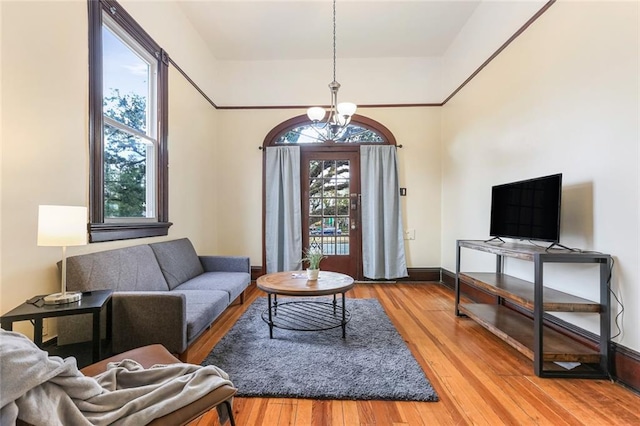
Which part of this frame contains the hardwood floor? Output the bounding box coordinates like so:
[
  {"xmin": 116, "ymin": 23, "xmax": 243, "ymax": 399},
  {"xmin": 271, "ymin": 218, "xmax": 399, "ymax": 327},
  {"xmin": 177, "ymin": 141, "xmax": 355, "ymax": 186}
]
[{"xmin": 186, "ymin": 282, "xmax": 640, "ymax": 425}]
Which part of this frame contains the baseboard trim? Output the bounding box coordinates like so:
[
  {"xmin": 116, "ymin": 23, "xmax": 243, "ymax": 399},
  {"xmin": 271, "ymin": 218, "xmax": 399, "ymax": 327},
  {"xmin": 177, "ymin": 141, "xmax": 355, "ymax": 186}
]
[
  {"xmin": 612, "ymin": 343, "xmax": 640, "ymax": 393},
  {"xmin": 441, "ymin": 269, "xmax": 456, "ymax": 289},
  {"xmin": 440, "ymin": 267, "xmax": 640, "ymax": 393},
  {"xmin": 403, "ymin": 267, "xmax": 441, "ymax": 282},
  {"xmin": 251, "ymin": 266, "xmax": 263, "ymax": 282}
]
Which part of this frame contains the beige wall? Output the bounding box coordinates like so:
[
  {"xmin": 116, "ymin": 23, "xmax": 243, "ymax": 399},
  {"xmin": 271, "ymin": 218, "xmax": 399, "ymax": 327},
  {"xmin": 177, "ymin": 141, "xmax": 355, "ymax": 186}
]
[
  {"xmin": 1, "ymin": 1, "xmax": 89, "ymax": 334},
  {"xmin": 362, "ymin": 107, "xmax": 442, "ymax": 268},
  {"xmin": 214, "ymin": 107, "xmax": 442, "ymax": 268},
  {"xmin": 441, "ymin": 1, "xmax": 639, "ymax": 351},
  {"xmin": 0, "ymin": 1, "xmax": 219, "ymax": 338}
]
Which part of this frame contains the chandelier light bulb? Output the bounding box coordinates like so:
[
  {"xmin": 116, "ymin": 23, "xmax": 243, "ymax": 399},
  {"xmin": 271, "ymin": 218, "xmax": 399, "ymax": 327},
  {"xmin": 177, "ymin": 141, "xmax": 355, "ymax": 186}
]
[
  {"xmin": 307, "ymin": 107, "xmax": 326, "ymax": 122},
  {"xmin": 337, "ymin": 102, "xmax": 357, "ymax": 117}
]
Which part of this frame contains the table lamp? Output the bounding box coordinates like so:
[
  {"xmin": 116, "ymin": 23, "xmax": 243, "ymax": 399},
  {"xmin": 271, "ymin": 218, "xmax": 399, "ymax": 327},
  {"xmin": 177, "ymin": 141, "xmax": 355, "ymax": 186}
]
[{"xmin": 37, "ymin": 205, "xmax": 87, "ymax": 305}]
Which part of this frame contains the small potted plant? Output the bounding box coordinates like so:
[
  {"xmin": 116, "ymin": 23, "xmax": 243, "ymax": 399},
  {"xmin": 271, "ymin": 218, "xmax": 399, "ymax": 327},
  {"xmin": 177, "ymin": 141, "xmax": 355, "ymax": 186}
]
[{"xmin": 301, "ymin": 247, "xmax": 326, "ymax": 280}]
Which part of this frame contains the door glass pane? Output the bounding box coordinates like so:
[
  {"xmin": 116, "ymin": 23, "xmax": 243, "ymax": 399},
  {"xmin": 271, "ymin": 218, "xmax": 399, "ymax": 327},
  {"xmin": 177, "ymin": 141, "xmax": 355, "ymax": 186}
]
[
  {"xmin": 308, "ymin": 159, "xmax": 350, "ymax": 256},
  {"xmin": 336, "ymin": 198, "xmax": 349, "ymax": 216},
  {"xmin": 309, "ymin": 198, "xmax": 322, "ymax": 216},
  {"xmin": 323, "ymin": 199, "xmax": 336, "ymax": 216},
  {"xmin": 337, "ymin": 217, "xmax": 350, "ymax": 236},
  {"xmin": 309, "ymin": 160, "xmax": 322, "ymax": 178},
  {"xmin": 336, "ymin": 179, "xmax": 349, "ymax": 197}
]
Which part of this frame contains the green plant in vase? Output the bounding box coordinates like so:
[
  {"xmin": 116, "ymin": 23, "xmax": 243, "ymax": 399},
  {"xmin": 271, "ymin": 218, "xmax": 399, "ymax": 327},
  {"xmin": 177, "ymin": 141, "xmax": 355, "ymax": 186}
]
[{"xmin": 301, "ymin": 247, "xmax": 326, "ymax": 280}]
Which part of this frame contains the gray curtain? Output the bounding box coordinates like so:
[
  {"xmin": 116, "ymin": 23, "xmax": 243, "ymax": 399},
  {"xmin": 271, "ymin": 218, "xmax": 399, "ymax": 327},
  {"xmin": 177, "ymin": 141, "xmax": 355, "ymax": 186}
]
[
  {"xmin": 265, "ymin": 146, "xmax": 302, "ymax": 273},
  {"xmin": 360, "ymin": 145, "xmax": 408, "ymax": 279}
]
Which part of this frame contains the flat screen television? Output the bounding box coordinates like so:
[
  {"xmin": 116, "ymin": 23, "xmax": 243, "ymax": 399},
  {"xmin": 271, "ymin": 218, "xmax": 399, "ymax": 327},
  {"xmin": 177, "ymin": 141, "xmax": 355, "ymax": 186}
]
[{"xmin": 489, "ymin": 173, "xmax": 562, "ymax": 243}]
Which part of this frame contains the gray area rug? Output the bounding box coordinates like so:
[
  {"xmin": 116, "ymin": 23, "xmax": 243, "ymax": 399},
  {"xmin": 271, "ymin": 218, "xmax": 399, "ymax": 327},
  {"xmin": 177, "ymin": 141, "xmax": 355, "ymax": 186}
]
[{"xmin": 202, "ymin": 297, "xmax": 438, "ymax": 401}]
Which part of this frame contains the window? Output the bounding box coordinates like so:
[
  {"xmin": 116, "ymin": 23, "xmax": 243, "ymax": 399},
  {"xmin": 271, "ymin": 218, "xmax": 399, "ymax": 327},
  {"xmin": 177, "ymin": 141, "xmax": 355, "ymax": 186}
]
[
  {"xmin": 276, "ymin": 122, "xmax": 385, "ymax": 144},
  {"xmin": 89, "ymin": 0, "xmax": 171, "ymax": 242},
  {"xmin": 267, "ymin": 114, "xmax": 394, "ymax": 147}
]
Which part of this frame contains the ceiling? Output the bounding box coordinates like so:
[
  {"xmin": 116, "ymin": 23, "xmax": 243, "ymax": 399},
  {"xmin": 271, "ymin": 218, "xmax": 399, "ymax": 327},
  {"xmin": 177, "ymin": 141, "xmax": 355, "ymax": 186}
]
[
  {"xmin": 173, "ymin": 0, "xmax": 549, "ymax": 106},
  {"xmin": 178, "ymin": 0, "xmax": 482, "ymax": 61}
]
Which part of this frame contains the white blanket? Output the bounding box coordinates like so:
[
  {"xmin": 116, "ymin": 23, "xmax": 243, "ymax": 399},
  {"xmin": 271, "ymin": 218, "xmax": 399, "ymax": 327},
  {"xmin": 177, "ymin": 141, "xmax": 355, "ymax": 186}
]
[{"xmin": 0, "ymin": 330, "xmax": 233, "ymax": 425}]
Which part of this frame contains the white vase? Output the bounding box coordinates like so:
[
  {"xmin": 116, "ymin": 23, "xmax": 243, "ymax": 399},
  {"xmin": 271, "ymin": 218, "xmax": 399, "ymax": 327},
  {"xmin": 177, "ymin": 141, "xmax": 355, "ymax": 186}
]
[{"xmin": 307, "ymin": 268, "xmax": 319, "ymax": 280}]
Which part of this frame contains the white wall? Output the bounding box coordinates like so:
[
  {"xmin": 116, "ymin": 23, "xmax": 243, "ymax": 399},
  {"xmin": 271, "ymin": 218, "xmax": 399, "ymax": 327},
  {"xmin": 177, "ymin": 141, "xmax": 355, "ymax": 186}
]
[
  {"xmin": 0, "ymin": 1, "xmax": 219, "ymax": 338},
  {"xmin": 215, "ymin": 106, "xmax": 443, "ymax": 268},
  {"xmin": 217, "ymin": 57, "xmax": 443, "ymax": 106},
  {"xmin": 120, "ymin": 0, "xmax": 223, "ymax": 109},
  {"xmin": 441, "ymin": 1, "xmax": 639, "ymax": 351},
  {"xmin": 441, "ymin": 0, "xmax": 547, "ymax": 98},
  {"xmin": 195, "ymin": 0, "xmax": 547, "ymax": 107}
]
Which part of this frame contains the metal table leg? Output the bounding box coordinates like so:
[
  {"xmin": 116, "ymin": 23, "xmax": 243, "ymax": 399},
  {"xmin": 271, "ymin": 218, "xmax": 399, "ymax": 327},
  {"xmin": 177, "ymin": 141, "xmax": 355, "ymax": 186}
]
[
  {"xmin": 267, "ymin": 293, "xmax": 274, "ymax": 339},
  {"xmin": 341, "ymin": 292, "xmax": 347, "ymax": 338}
]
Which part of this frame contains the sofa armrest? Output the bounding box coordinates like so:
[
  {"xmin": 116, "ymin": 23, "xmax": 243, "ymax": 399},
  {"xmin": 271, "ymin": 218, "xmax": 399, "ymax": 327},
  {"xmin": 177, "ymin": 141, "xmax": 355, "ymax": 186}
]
[
  {"xmin": 199, "ymin": 255, "xmax": 250, "ymax": 273},
  {"xmin": 112, "ymin": 292, "xmax": 187, "ymax": 354}
]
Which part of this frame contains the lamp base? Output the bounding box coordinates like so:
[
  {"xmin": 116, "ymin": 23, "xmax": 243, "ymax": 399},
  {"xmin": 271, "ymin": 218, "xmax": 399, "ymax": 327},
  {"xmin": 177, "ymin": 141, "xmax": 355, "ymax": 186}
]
[{"xmin": 43, "ymin": 291, "xmax": 82, "ymax": 305}]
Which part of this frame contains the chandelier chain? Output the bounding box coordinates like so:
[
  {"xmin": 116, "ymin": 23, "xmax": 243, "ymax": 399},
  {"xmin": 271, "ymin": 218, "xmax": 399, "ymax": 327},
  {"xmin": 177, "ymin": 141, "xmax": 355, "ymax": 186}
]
[
  {"xmin": 332, "ymin": 0, "xmax": 336, "ymax": 83},
  {"xmin": 306, "ymin": 0, "xmax": 356, "ymax": 140}
]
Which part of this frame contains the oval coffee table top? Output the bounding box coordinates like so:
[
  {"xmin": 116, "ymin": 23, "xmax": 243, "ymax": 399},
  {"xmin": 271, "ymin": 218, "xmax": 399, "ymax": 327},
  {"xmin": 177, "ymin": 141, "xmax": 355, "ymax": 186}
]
[{"xmin": 256, "ymin": 271, "xmax": 355, "ymax": 296}]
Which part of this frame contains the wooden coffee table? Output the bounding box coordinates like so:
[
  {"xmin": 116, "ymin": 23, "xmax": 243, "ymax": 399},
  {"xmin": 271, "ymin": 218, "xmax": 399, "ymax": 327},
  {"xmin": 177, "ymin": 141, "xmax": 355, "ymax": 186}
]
[{"xmin": 256, "ymin": 271, "xmax": 355, "ymax": 338}]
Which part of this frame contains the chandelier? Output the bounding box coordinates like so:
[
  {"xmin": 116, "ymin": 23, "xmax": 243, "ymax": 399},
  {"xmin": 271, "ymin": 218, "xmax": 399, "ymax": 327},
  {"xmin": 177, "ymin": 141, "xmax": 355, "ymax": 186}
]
[{"xmin": 306, "ymin": 0, "xmax": 357, "ymax": 141}]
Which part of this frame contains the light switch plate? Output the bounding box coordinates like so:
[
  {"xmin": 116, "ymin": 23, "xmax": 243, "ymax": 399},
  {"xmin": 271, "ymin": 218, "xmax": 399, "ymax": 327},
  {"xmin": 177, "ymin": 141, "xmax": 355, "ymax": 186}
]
[{"xmin": 404, "ymin": 229, "xmax": 415, "ymax": 240}]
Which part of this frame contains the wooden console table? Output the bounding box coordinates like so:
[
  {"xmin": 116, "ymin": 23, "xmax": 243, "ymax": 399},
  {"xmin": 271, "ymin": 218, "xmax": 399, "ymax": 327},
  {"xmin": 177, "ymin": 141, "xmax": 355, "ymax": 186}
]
[{"xmin": 455, "ymin": 240, "xmax": 611, "ymax": 378}]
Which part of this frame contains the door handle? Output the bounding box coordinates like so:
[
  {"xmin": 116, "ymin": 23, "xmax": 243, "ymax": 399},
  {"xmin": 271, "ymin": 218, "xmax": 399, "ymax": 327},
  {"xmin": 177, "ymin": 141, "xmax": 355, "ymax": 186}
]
[
  {"xmin": 350, "ymin": 193, "xmax": 358, "ymax": 210},
  {"xmin": 350, "ymin": 193, "xmax": 360, "ymax": 230}
]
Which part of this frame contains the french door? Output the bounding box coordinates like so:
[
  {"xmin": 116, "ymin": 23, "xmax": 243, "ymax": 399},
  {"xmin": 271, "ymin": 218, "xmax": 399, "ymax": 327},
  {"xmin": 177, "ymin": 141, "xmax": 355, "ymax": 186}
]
[{"xmin": 301, "ymin": 149, "xmax": 361, "ymax": 279}]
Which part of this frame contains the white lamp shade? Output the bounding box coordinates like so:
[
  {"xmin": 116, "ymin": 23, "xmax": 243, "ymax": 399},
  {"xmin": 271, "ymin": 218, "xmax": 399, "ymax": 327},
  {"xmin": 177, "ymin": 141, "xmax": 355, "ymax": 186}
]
[
  {"xmin": 337, "ymin": 102, "xmax": 357, "ymax": 117},
  {"xmin": 37, "ymin": 205, "xmax": 87, "ymax": 247},
  {"xmin": 307, "ymin": 107, "xmax": 326, "ymax": 122}
]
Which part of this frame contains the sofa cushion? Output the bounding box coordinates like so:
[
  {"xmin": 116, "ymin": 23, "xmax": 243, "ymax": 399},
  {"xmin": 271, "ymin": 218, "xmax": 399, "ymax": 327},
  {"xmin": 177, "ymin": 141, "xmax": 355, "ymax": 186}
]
[
  {"xmin": 150, "ymin": 238, "xmax": 204, "ymax": 290},
  {"xmin": 175, "ymin": 272, "xmax": 250, "ymax": 303},
  {"xmin": 66, "ymin": 245, "xmax": 169, "ymax": 292},
  {"xmin": 171, "ymin": 290, "xmax": 229, "ymax": 343}
]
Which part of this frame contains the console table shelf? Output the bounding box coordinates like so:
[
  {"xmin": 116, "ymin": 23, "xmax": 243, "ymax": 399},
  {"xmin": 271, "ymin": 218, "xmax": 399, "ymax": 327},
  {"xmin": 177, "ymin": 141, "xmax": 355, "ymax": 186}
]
[
  {"xmin": 459, "ymin": 304, "xmax": 601, "ymax": 363},
  {"xmin": 455, "ymin": 240, "xmax": 611, "ymax": 378},
  {"xmin": 459, "ymin": 272, "xmax": 601, "ymax": 312}
]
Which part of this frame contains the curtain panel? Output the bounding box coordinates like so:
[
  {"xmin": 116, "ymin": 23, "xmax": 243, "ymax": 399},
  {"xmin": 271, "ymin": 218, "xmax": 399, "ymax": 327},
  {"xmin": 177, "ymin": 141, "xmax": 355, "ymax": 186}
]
[
  {"xmin": 360, "ymin": 145, "xmax": 408, "ymax": 279},
  {"xmin": 265, "ymin": 146, "xmax": 302, "ymax": 273}
]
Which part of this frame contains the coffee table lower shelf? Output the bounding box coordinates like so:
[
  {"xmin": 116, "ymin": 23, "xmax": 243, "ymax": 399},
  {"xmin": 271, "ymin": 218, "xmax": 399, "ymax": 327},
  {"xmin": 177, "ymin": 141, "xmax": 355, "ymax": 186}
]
[{"xmin": 261, "ymin": 300, "xmax": 351, "ymax": 336}]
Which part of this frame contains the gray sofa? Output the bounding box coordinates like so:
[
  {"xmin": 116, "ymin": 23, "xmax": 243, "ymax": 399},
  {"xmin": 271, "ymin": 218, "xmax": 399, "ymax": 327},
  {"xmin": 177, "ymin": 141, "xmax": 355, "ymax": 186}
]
[{"xmin": 60, "ymin": 238, "xmax": 250, "ymax": 355}]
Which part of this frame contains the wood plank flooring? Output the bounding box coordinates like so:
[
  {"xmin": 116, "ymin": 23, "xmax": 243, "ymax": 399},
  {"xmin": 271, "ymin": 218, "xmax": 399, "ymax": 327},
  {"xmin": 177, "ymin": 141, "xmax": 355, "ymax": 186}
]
[{"xmin": 186, "ymin": 283, "xmax": 639, "ymax": 425}]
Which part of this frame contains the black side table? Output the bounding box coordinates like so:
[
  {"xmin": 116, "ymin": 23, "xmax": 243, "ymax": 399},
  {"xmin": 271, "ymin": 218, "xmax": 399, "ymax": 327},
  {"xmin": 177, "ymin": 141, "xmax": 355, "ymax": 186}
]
[{"xmin": 1, "ymin": 289, "xmax": 113, "ymax": 363}]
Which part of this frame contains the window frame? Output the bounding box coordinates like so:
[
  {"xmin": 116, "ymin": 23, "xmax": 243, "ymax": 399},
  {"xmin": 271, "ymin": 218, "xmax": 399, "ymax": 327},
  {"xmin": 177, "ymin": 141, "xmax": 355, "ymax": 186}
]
[
  {"xmin": 263, "ymin": 114, "xmax": 397, "ymax": 148},
  {"xmin": 89, "ymin": 0, "xmax": 171, "ymax": 242}
]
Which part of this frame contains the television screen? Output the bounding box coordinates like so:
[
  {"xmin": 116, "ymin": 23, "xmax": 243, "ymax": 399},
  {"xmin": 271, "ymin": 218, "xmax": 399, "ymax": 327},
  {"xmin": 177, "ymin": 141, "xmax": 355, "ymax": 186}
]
[{"xmin": 490, "ymin": 173, "xmax": 562, "ymax": 243}]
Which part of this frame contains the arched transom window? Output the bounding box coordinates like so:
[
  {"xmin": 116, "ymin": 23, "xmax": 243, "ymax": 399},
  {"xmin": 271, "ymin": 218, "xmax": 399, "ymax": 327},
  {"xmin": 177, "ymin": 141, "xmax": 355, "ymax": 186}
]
[
  {"xmin": 276, "ymin": 122, "xmax": 385, "ymax": 144},
  {"xmin": 265, "ymin": 114, "xmax": 396, "ymax": 147}
]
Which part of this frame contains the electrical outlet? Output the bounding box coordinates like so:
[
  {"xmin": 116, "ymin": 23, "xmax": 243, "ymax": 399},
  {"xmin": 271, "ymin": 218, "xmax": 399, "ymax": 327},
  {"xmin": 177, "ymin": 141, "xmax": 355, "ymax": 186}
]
[{"xmin": 404, "ymin": 229, "xmax": 415, "ymax": 240}]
